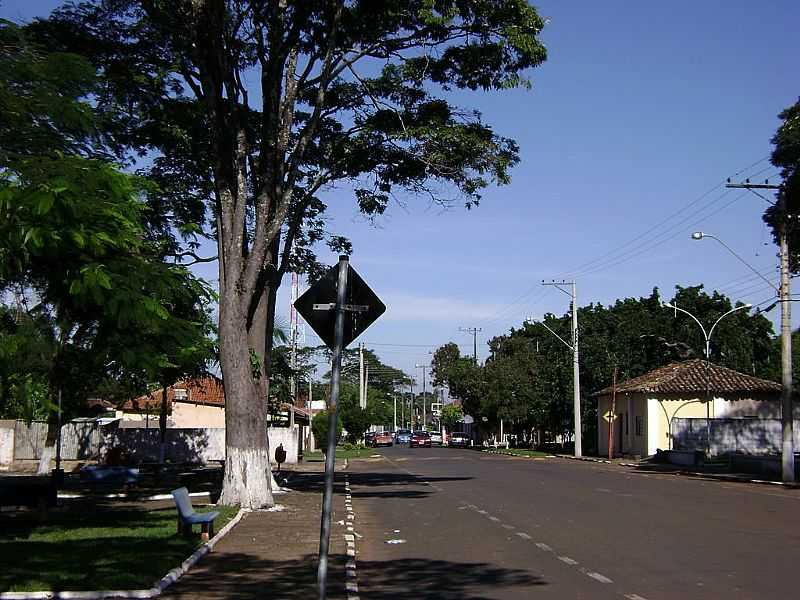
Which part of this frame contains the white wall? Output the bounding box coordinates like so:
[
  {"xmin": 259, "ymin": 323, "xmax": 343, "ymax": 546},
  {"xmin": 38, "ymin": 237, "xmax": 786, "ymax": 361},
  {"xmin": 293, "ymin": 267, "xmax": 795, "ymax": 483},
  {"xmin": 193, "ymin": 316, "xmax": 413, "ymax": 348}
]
[{"xmin": 0, "ymin": 421, "xmax": 14, "ymax": 465}]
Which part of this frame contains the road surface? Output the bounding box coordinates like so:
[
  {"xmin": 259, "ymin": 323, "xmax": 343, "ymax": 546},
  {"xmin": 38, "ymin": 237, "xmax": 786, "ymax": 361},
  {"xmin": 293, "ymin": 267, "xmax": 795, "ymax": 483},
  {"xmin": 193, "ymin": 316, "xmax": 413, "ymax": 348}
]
[{"xmin": 346, "ymin": 447, "xmax": 800, "ymax": 599}]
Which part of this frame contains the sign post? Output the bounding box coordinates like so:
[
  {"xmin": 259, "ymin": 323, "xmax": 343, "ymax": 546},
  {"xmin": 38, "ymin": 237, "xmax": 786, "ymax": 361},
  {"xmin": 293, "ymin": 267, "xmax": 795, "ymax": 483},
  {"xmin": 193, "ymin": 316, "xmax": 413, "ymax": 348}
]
[{"xmin": 294, "ymin": 256, "xmax": 385, "ymax": 600}]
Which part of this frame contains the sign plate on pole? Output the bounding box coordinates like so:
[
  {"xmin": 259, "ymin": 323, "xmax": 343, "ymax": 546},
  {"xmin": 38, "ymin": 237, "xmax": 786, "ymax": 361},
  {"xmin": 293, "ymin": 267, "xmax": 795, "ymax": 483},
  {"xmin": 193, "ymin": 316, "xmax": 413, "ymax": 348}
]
[{"xmin": 295, "ymin": 263, "xmax": 385, "ymax": 349}]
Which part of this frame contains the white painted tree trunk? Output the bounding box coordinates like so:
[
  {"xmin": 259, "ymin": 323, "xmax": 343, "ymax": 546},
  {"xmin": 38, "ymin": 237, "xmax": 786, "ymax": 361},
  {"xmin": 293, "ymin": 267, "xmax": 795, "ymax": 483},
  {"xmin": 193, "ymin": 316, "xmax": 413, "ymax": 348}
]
[
  {"xmin": 37, "ymin": 444, "xmax": 55, "ymax": 475},
  {"xmin": 219, "ymin": 446, "xmax": 274, "ymax": 508}
]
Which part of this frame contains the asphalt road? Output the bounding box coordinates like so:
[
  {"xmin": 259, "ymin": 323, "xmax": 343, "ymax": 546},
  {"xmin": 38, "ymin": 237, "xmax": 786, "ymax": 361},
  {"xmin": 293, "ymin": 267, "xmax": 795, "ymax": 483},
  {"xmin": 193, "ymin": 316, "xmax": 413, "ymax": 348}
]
[{"xmin": 346, "ymin": 447, "xmax": 800, "ymax": 600}]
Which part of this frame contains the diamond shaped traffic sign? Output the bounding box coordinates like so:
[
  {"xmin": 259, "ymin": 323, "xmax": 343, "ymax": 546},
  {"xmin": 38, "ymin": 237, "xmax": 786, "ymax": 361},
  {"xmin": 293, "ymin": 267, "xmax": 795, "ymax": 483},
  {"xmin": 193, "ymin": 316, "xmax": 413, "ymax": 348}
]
[{"xmin": 294, "ymin": 261, "xmax": 385, "ymax": 350}]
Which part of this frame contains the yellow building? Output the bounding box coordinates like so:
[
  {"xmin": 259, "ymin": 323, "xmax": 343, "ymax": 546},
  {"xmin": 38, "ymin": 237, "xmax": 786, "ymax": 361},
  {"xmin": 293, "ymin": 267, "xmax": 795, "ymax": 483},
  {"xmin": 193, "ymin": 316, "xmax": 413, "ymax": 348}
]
[{"xmin": 594, "ymin": 360, "xmax": 782, "ymax": 458}]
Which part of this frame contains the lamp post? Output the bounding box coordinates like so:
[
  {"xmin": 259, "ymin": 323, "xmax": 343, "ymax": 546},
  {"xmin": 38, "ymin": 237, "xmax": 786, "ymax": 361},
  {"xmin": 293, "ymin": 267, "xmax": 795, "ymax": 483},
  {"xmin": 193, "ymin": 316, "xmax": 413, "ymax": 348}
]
[
  {"xmin": 693, "ymin": 229, "xmax": 794, "ymax": 482},
  {"xmin": 663, "ymin": 301, "xmax": 752, "ymax": 454}
]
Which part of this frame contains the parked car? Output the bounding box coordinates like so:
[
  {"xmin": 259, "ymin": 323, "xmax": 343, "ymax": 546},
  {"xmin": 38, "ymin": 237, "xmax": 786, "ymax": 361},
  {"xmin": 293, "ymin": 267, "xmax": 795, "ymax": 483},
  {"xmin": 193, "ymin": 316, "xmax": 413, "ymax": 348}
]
[
  {"xmin": 410, "ymin": 431, "xmax": 431, "ymax": 448},
  {"xmin": 429, "ymin": 431, "xmax": 443, "ymax": 446},
  {"xmin": 364, "ymin": 431, "xmax": 377, "ymax": 446},
  {"xmin": 372, "ymin": 431, "xmax": 394, "ymax": 447},
  {"xmin": 394, "ymin": 428, "xmax": 412, "ymax": 444},
  {"xmin": 448, "ymin": 432, "xmax": 470, "ymax": 448}
]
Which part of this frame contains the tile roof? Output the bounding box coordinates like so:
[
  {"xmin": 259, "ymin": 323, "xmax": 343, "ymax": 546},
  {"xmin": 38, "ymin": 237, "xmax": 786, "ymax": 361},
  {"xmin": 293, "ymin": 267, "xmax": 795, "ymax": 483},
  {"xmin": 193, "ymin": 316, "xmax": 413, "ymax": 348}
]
[
  {"xmin": 593, "ymin": 359, "xmax": 781, "ymax": 397},
  {"xmin": 121, "ymin": 376, "xmax": 225, "ymax": 412}
]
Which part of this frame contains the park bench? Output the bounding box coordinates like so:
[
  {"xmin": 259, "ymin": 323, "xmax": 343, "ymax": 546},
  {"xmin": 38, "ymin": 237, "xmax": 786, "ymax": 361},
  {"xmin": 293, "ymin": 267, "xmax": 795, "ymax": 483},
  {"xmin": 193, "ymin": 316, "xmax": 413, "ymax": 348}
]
[{"xmin": 171, "ymin": 486, "xmax": 219, "ymax": 541}]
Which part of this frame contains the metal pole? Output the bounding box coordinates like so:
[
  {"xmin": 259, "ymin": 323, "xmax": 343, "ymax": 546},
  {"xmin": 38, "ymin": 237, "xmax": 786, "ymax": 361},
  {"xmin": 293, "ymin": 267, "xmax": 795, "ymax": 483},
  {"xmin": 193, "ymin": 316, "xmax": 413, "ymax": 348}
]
[
  {"xmin": 393, "ymin": 392, "xmax": 397, "ymax": 431},
  {"xmin": 609, "ymin": 367, "xmax": 617, "ymax": 460},
  {"xmin": 317, "ymin": 255, "xmax": 349, "ymax": 600},
  {"xmin": 359, "ymin": 342, "xmax": 365, "ymax": 409},
  {"xmin": 572, "ymin": 282, "xmax": 582, "ymax": 458},
  {"xmin": 779, "ymin": 207, "xmax": 795, "ymax": 482},
  {"xmin": 422, "ymin": 367, "xmax": 426, "ymax": 430},
  {"xmin": 54, "ymin": 388, "xmax": 62, "ymax": 483}
]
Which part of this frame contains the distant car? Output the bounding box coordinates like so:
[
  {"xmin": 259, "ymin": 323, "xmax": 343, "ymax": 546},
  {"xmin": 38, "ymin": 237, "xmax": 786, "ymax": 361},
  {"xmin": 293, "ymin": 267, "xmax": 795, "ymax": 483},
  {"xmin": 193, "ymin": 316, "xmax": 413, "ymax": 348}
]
[
  {"xmin": 410, "ymin": 431, "xmax": 431, "ymax": 448},
  {"xmin": 394, "ymin": 429, "xmax": 412, "ymax": 444},
  {"xmin": 429, "ymin": 431, "xmax": 443, "ymax": 446},
  {"xmin": 448, "ymin": 432, "xmax": 470, "ymax": 448},
  {"xmin": 364, "ymin": 431, "xmax": 377, "ymax": 446},
  {"xmin": 372, "ymin": 431, "xmax": 394, "ymax": 447}
]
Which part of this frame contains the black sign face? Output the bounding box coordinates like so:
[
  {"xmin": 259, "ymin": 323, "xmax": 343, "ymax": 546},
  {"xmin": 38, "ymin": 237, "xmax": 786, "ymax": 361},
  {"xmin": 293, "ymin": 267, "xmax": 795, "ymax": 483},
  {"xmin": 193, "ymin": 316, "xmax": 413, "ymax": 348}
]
[{"xmin": 294, "ymin": 262, "xmax": 385, "ymax": 350}]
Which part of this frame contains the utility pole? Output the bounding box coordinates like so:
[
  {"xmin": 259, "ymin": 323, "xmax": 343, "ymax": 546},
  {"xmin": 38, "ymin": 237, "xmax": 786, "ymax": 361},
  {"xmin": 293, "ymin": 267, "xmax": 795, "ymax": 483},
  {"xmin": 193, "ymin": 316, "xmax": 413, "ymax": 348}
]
[
  {"xmin": 359, "ymin": 342, "xmax": 366, "ymax": 409},
  {"xmin": 460, "ymin": 326, "xmax": 482, "ymax": 362},
  {"xmin": 290, "ymin": 272, "xmax": 299, "ymax": 402},
  {"xmin": 608, "ymin": 366, "xmax": 617, "ymax": 461},
  {"xmin": 726, "ymin": 179, "xmax": 794, "ymax": 482},
  {"xmin": 415, "ymin": 364, "xmax": 430, "ymax": 430},
  {"xmin": 541, "ymin": 280, "xmax": 582, "ymax": 457}
]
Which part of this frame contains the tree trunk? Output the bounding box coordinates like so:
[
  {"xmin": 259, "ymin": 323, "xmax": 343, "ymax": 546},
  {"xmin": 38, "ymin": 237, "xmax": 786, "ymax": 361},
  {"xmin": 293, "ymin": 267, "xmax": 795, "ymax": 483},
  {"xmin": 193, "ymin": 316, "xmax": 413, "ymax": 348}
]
[
  {"xmin": 36, "ymin": 420, "xmax": 58, "ymax": 475},
  {"xmin": 218, "ymin": 293, "xmax": 274, "ymax": 508},
  {"xmin": 159, "ymin": 381, "xmax": 168, "ymax": 464}
]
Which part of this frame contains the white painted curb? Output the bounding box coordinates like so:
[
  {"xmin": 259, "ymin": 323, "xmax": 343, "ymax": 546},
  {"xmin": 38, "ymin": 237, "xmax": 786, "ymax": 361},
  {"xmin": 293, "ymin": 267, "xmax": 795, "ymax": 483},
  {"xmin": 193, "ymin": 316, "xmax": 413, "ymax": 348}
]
[{"xmin": 0, "ymin": 508, "xmax": 246, "ymax": 600}]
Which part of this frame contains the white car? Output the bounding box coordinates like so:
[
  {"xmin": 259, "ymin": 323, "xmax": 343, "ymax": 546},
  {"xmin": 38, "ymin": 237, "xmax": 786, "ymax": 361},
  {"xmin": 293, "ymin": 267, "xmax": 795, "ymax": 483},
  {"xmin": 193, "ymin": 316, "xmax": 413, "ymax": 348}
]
[{"xmin": 429, "ymin": 431, "xmax": 443, "ymax": 446}]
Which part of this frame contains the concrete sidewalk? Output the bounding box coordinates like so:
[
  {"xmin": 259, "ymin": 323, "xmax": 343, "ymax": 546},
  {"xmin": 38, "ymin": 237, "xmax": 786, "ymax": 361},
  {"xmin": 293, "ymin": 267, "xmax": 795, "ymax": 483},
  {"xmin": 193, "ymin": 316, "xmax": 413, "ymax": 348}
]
[{"xmin": 162, "ymin": 472, "xmax": 349, "ymax": 600}]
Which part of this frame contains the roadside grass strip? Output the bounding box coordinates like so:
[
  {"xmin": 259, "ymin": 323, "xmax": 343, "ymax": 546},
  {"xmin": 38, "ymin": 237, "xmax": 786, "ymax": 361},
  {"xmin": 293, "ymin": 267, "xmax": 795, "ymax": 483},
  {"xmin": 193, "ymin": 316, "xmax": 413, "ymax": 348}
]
[{"xmin": 0, "ymin": 505, "xmax": 241, "ymax": 597}]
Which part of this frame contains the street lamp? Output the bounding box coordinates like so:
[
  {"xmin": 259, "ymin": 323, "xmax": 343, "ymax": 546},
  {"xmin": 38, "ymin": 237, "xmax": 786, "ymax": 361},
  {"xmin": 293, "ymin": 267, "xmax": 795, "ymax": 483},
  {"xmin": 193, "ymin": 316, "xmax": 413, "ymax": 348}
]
[
  {"xmin": 691, "ymin": 232, "xmax": 778, "ymax": 294},
  {"xmin": 662, "ymin": 301, "xmax": 752, "ymax": 454}
]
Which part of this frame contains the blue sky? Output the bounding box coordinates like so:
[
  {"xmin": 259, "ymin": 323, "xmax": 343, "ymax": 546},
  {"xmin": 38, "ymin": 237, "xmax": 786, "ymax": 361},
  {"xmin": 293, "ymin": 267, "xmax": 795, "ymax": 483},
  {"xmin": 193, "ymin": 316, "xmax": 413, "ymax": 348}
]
[{"xmin": 5, "ymin": 1, "xmax": 800, "ymax": 384}]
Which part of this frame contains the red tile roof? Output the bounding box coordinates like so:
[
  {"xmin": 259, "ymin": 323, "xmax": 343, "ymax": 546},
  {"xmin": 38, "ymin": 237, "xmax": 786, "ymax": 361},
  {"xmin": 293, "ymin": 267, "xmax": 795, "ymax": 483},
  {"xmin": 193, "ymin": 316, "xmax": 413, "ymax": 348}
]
[
  {"xmin": 593, "ymin": 359, "xmax": 781, "ymax": 397},
  {"xmin": 121, "ymin": 376, "xmax": 225, "ymax": 412}
]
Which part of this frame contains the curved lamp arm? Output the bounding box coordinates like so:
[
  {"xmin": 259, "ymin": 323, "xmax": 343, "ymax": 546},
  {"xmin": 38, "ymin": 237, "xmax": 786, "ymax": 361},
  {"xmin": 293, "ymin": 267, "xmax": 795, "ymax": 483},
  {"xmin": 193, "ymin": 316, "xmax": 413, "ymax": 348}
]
[
  {"xmin": 708, "ymin": 304, "xmax": 753, "ymax": 340},
  {"xmin": 663, "ymin": 302, "xmax": 709, "ymax": 342}
]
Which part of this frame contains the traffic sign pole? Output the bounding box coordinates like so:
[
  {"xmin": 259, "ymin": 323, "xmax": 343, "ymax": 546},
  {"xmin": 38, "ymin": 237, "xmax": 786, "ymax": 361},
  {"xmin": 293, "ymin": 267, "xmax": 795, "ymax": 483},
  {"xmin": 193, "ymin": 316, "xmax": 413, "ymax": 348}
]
[{"xmin": 317, "ymin": 255, "xmax": 349, "ymax": 600}]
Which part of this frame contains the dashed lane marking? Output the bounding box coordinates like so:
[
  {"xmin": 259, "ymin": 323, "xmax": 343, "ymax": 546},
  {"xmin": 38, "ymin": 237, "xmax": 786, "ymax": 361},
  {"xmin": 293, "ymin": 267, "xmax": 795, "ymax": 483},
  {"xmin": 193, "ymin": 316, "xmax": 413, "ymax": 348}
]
[
  {"xmin": 583, "ymin": 570, "xmax": 613, "ymax": 584},
  {"xmin": 535, "ymin": 542, "xmax": 553, "ymax": 552},
  {"xmin": 624, "ymin": 594, "xmax": 648, "ymax": 600},
  {"xmin": 557, "ymin": 556, "xmax": 578, "ymax": 566},
  {"xmin": 515, "ymin": 532, "xmax": 532, "ymax": 540},
  {"xmin": 488, "ymin": 516, "xmax": 501, "ymax": 522},
  {"xmin": 501, "ymin": 524, "xmax": 515, "ymax": 530}
]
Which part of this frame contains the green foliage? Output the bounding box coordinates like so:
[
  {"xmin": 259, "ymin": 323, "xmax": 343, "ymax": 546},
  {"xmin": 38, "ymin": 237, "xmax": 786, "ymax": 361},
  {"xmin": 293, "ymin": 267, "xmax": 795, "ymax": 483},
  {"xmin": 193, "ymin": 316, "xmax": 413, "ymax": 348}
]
[
  {"xmin": 0, "ymin": 20, "xmax": 216, "ymax": 420},
  {"xmin": 341, "ymin": 404, "xmax": 370, "ymax": 444},
  {"xmin": 765, "ymin": 98, "xmax": 800, "ymax": 270},
  {"xmin": 440, "ymin": 403, "xmax": 463, "ymax": 429},
  {"xmin": 311, "ymin": 410, "xmax": 343, "ymax": 453}
]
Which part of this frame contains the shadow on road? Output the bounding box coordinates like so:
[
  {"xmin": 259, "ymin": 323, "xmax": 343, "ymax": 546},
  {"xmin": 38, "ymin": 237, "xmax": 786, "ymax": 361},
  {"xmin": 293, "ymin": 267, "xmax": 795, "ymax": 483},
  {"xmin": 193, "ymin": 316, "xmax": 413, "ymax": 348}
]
[{"xmin": 357, "ymin": 557, "xmax": 546, "ymax": 599}]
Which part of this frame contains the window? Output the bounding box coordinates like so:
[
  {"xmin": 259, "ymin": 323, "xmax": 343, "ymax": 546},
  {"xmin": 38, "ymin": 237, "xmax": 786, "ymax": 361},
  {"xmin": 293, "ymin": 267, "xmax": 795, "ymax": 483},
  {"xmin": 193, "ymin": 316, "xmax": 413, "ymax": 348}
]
[{"xmin": 635, "ymin": 416, "xmax": 643, "ymax": 437}]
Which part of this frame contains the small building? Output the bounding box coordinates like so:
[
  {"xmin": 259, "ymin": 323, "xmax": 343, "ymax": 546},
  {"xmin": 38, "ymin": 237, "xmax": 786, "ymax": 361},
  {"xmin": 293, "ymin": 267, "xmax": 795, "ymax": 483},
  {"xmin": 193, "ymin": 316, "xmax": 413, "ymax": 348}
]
[
  {"xmin": 593, "ymin": 359, "xmax": 783, "ymax": 458},
  {"xmin": 118, "ymin": 376, "xmax": 226, "ymax": 428}
]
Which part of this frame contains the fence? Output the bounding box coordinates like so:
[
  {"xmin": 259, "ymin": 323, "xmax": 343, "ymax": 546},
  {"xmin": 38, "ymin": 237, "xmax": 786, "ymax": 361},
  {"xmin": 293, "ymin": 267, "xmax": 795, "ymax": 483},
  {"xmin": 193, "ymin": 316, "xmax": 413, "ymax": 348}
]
[{"xmin": 673, "ymin": 417, "xmax": 800, "ymax": 456}]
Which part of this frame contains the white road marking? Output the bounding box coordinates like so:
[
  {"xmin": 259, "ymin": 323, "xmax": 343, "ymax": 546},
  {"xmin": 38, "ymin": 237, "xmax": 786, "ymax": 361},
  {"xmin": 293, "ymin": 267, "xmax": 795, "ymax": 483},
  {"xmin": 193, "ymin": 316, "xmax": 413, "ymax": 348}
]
[
  {"xmin": 557, "ymin": 556, "xmax": 578, "ymax": 565},
  {"xmin": 624, "ymin": 594, "xmax": 649, "ymax": 600},
  {"xmin": 585, "ymin": 571, "xmax": 613, "ymax": 584},
  {"xmin": 488, "ymin": 516, "xmax": 501, "ymax": 522},
  {"xmin": 345, "ymin": 534, "xmax": 355, "ymax": 542},
  {"xmin": 535, "ymin": 542, "xmax": 553, "ymax": 552},
  {"xmin": 515, "ymin": 532, "xmax": 532, "ymax": 540},
  {"xmin": 501, "ymin": 524, "xmax": 515, "ymax": 530},
  {"xmin": 477, "ymin": 509, "xmax": 488, "ymax": 515}
]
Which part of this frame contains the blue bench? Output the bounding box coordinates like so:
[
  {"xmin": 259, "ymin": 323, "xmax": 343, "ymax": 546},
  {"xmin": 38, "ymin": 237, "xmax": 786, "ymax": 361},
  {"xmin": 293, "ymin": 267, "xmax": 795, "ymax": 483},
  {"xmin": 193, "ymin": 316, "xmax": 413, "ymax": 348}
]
[{"xmin": 171, "ymin": 487, "xmax": 219, "ymax": 541}]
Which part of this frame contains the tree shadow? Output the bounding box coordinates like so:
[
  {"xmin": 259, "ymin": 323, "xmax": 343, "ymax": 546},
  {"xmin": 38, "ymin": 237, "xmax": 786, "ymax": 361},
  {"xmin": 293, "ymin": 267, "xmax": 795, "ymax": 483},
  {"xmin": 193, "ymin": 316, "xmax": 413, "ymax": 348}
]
[
  {"xmin": 162, "ymin": 553, "xmax": 545, "ymax": 600},
  {"xmin": 284, "ymin": 471, "xmax": 472, "ymax": 500}
]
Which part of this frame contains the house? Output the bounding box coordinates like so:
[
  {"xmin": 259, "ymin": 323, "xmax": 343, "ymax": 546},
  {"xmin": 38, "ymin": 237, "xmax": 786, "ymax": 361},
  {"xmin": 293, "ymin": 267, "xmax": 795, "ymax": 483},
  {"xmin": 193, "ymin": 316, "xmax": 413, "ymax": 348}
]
[
  {"xmin": 593, "ymin": 359, "xmax": 785, "ymax": 458},
  {"xmin": 118, "ymin": 376, "xmax": 226, "ymax": 428}
]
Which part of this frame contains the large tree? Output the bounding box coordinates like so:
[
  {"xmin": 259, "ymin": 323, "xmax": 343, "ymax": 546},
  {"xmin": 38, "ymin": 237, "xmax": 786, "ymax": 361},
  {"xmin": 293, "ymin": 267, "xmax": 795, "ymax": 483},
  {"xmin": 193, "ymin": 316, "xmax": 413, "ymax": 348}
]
[{"xmin": 34, "ymin": 0, "xmax": 547, "ymax": 507}]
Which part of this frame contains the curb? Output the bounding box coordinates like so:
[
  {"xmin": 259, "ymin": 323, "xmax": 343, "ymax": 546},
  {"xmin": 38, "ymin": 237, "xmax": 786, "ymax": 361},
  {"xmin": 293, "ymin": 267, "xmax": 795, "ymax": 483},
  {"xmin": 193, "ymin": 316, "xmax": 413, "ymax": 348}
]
[{"xmin": 0, "ymin": 508, "xmax": 246, "ymax": 600}]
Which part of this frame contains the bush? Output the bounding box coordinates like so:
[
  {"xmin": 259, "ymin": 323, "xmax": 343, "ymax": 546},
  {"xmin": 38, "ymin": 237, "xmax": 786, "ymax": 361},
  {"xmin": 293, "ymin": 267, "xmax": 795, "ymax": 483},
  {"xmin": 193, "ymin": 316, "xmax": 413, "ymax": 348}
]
[{"xmin": 312, "ymin": 410, "xmax": 343, "ymax": 453}]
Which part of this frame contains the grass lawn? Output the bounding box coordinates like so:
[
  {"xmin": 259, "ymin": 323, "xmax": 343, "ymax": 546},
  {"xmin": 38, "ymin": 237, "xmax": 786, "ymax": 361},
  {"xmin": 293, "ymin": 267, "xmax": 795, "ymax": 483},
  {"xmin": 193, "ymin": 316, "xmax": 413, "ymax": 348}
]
[
  {"xmin": 0, "ymin": 504, "xmax": 238, "ymax": 593},
  {"xmin": 304, "ymin": 445, "xmax": 379, "ymax": 461}
]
